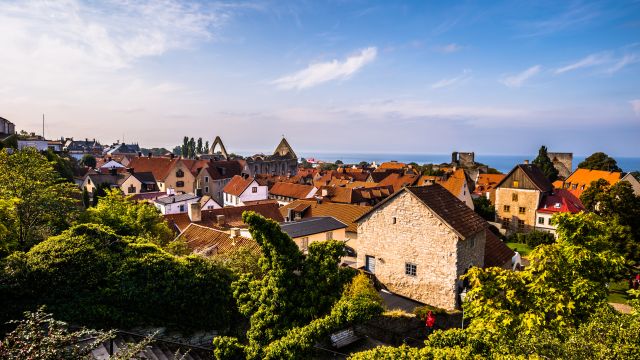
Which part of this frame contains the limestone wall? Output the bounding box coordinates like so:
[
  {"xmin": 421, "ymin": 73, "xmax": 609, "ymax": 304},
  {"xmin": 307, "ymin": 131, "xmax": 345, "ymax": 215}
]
[
  {"xmin": 495, "ymin": 188, "xmax": 541, "ymax": 232},
  {"xmin": 357, "ymin": 191, "xmax": 483, "ymax": 310}
]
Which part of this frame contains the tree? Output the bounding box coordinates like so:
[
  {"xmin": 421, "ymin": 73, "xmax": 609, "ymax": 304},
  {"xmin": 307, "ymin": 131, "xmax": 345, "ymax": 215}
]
[
  {"xmin": 213, "ymin": 212, "xmax": 375, "ymax": 359},
  {"xmin": 472, "ymin": 196, "xmax": 496, "ymax": 221},
  {"xmin": 578, "ymin": 152, "xmax": 622, "ymax": 172},
  {"xmin": 82, "ymin": 187, "xmax": 90, "ymax": 209},
  {"xmin": 0, "ymin": 148, "xmax": 80, "ymax": 250},
  {"xmin": 0, "ymin": 224, "xmax": 235, "ymax": 331},
  {"xmin": 172, "ymin": 146, "xmax": 182, "ymax": 156},
  {"xmin": 181, "ymin": 136, "xmax": 189, "ymax": 158},
  {"xmin": 580, "ymin": 180, "xmax": 640, "ymax": 261},
  {"xmin": 81, "ymin": 153, "xmax": 97, "ymax": 168},
  {"xmin": 83, "ymin": 189, "xmax": 174, "ymax": 245},
  {"xmin": 188, "ymin": 137, "xmax": 196, "ymax": 158},
  {"xmin": 196, "ymin": 137, "xmax": 203, "ymax": 155},
  {"xmin": 205, "ymin": 140, "xmax": 210, "ymax": 153},
  {"xmin": 335, "ymin": 159, "xmax": 344, "ymax": 165},
  {"xmin": 43, "ymin": 149, "xmax": 75, "ymax": 183},
  {"xmin": 532, "ymin": 145, "xmax": 559, "ymax": 181}
]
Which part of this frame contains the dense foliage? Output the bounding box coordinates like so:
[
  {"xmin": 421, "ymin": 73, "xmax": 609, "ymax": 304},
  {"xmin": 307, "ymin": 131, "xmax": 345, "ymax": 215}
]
[
  {"xmin": 0, "ymin": 148, "xmax": 80, "ymax": 252},
  {"xmin": 532, "ymin": 145, "xmax": 559, "ymax": 181},
  {"xmin": 349, "ymin": 212, "xmax": 632, "ymax": 359},
  {"xmin": 0, "ymin": 224, "xmax": 235, "ymax": 331},
  {"xmin": 80, "ymin": 154, "xmax": 97, "ymax": 168},
  {"xmin": 581, "ymin": 180, "xmax": 640, "ymax": 262},
  {"xmin": 82, "ymin": 189, "xmax": 174, "ymax": 246},
  {"xmin": 213, "ymin": 212, "xmax": 379, "ymax": 359},
  {"xmin": 506, "ymin": 230, "xmax": 555, "ymax": 248},
  {"xmin": 472, "ymin": 196, "xmax": 495, "ymax": 221},
  {"xmin": 578, "ymin": 152, "xmax": 622, "ymax": 171}
]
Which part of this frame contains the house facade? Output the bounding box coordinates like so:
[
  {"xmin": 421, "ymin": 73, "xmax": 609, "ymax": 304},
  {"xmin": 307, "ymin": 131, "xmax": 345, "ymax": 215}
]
[
  {"xmin": 195, "ymin": 160, "xmax": 243, "ymax": 205},
  {"xmin": 222, "ymin": 175, "xmax": 268, "ymax": 207},
  {"xmin": 127, "ymin": 156, "xmax": 197, "ymax": 193},
  {"xmin": 279, "ymin": 217, "xmax": 347, "ymax": 253},
  {"xmin": 356, "ymin": 185, "xmax": 488, "ymax": 310},
  {"xmin": 534, "ymin": 189, "xmax": 585, "ymax": 235},
  {"xmin": 494, "ymin": 163, "xmax": 553, "ymax": 234},
  {"xmin": 153, "ymin": 193, "xmax": 201, "ymax": 215},
  {"xmin": 268, "ymin": 182, "xmax": 318, "ymax": 206}
]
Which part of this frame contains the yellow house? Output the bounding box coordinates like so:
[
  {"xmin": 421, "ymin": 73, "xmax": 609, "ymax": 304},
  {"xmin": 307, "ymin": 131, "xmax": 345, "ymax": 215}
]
[
  {"xmin": 127, "ymin": 156, "xmax": 198, "ymax": 193},
  {"xmin": 279, "ymin": 217, "xmax": 347, "ymax": 253}
]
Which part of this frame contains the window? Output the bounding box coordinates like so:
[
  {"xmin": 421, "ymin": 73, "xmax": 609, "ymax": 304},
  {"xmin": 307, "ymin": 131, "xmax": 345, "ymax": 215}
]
[
  {"xmin": 512, "ymin": 180, "xmax": 519, "ymax": 188},
  {"xmin": 572, "ymin": 184, "xmax": 577, "ymax": 190},
  {"xmin": 205, "ymin": 186, "xmax": 209, "ymax": 193},
  {"xmin": 326, "ymin": 231, "xmax": 333, "ymax": 240},
  {"xmin": 405, "ymin": 263, "xmax": 417, "ymax": 277},
  {"xmin": 204, "ymin": 176, "xmax": 209, "ymax": 183},
  {"xmin": 512, "ymin": 193, "xmax": 518, "ymax": 201},
  {"xmin": 518, "ymin": 219, "xmax": 525, "ymax": 230},
  {"xmin": 252, "ymin": 186, "xmax": 257, "ymax": 193},
  {"xmin": 538, "ymin": 217, "xmax": 544, "ymax": 224},
  {"xmin": 519, "ymin": 207, "xmax": 526, "ymax": 214},
  {"xmin": 502, "ymin": 217, "xmax": 511, "ymax": 227},
  {"xmin": 548, "ymin": 217, "xmax": 552, "ymax": 225},
  {"xmin": 176, "ymin": 181, "xmax": 184, "ymax": 188},
  {"xmin": 392, "ymin": 217, "xmax": 397, "ymax": 224},
  {"xmin": 176, "ymin": 169, "xmax": 184, "ymax": 178},
  {"xmin": 179, "ymin": 204, "xmax": 185, "ymax": 212},
  {"xmin": 128, "ymin": 185, "xmax": 136, "ymax": 194},
  {"xmin": 301, "ymin": 237, "xmax": 309, "ymax": 251},
  {"xmin": 365, "ymin": 255, "xmax": 376, "ymax": 273},
  {"xmin": 503, "ymin": 205, "xmax": 510, "ymax": 212}
]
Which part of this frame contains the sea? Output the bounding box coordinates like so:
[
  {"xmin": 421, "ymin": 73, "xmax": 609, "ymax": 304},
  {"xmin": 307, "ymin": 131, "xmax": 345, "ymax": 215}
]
[{"xmin": 296, "ymin": 152, "xmax": 640, "ymax": 174}]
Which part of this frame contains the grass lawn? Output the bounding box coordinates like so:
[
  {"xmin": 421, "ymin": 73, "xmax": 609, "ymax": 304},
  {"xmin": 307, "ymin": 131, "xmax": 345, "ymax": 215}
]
[
  {"xmin": 505, "ymin": 242, "xmax": 533, "ymax": 257},
  {"xmin": 607, "ymin": 279, "xmax": 629, "ymax": 304}
]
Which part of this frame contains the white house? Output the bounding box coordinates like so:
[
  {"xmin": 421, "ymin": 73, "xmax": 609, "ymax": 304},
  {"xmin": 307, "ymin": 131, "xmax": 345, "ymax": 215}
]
[
  {"xmin": 153, "ymin": 193, "xmax": 201, "ymax": 215},
  {"xmin": 222, "ymin": 175, "xmax": 268, "ymax": 207}
]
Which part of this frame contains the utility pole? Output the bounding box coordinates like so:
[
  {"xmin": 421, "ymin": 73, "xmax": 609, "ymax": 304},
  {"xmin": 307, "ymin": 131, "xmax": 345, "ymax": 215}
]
[{"xmin": 42, "ymin": 114, "xmax": 45, "ymax": 139}]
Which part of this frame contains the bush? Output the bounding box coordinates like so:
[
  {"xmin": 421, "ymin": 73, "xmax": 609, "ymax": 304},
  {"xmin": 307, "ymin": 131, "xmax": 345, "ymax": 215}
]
[
  {"xmin": 414, "ymin": 304, "xmax": 448, "ymax": 319},
  {"xmin": 0, "ymin": 224, "xmax": 235, "ymax": 331},
  {"xmin": 507, "ymin": 230, "xmax": 555, "ymax": 248}
]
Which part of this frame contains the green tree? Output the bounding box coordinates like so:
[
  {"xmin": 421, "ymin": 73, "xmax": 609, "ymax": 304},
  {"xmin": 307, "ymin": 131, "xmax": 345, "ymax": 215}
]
[
  {"xmin": 578, "ymin": 152, "xmax": 622, "ymax": 172},
  {"xmin": 82, "ymin": 187, "xmax": 90, "ymax": 209},
  {"xmin": 532, "ymin": 145, "xmax": 559, "ymax": 181},
  {"xmin": 181, "ymin": 136, "xmax": 189, "ymax": 158},
  {"xmin": 83, "ymin": 189, "xmax": 174, "ymax": 246},
  {"xmin": 205, "ymin": 140, "xmax": 210, "ymax": 153},
  {"xmin": 43, "ymin": 148, "xmax": 75, "ymax": 183},
  {"xmin": 197, "ymin": 137, "xmax": 203, "ymax": 155},
  {"xmin": 80, "ymin": 154, "xmax": 97, "ymax": 168},
  {"xmin": 0, "ymin": 224, "xmax": 235, "ymax": 331},
  {"xmin": 472, "ymin": 196, "xmax": 496, "ymax": 221},
  {"xmin": 215, "ymin": 212, "xmax": 363, "ymax": 359},
  {"xmin": 188, "ymin": 137, "xmax": 196, "ymax": 158},
  {"xmin": 0, "ymin": 148, "xmax": 80, "ymax": 250},
  {"xmin": 580, "ymin": 180, "xmax": 640, "ymax": 261}
]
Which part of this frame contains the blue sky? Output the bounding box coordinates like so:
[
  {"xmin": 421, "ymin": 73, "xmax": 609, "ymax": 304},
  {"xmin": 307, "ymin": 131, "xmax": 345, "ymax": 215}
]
[{"xmin": 1, "ymin": 0, "xmax": 639, "ymax": 156}]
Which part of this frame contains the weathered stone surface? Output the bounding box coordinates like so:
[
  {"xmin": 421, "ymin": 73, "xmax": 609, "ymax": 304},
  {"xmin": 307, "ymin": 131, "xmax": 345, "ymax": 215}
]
[{"xmin": 357, "ymin": 191, "xmax": 485, "ymax": 310}]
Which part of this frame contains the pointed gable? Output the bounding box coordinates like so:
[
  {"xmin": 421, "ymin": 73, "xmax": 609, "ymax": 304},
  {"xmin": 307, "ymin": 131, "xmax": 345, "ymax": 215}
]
[
  {"xmin": 273, "ymin": 137, "xmax": 297, "ymax": 159},
  {"xmin": 496, "ymin": 164, "xmax": 553, "ymax": 193}
]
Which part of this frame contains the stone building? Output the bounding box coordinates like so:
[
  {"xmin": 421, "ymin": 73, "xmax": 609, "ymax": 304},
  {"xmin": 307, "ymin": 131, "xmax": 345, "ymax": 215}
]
[
  {"xmin": 494, "ymin": 163, "xmax": 553, "ymax": 234},
  {"xmin": 203, "ymin": 136, "xmax": 298, "ymax": 177},
  {"xmin": 548, "ymin": 152, "xmax": 573, "ymax": 179},
  {"xmin": 355, "ymin": 185, "xmax": 488, "ymax": 310}
]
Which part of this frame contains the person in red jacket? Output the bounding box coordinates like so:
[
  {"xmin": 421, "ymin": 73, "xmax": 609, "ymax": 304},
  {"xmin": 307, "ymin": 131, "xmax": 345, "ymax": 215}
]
[{"xmin": 425, "ymin": 310, "xmax": 436, "ymax": 336}]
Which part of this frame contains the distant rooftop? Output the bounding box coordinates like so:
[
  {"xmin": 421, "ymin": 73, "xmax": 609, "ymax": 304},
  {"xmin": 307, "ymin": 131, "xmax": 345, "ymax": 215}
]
[{"xmin": 279, "ymin": 216, "xmax": 347, "ymax": 238}]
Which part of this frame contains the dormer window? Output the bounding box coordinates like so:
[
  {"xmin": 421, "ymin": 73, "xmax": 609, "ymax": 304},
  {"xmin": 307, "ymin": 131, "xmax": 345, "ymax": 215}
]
[
  {"xmin": 176, "ymin": 169, "xmax": 184, "ymax": 178},
  {"xmin": 512, "ymin": 180, "xmax": 519, "ymax": 188}
]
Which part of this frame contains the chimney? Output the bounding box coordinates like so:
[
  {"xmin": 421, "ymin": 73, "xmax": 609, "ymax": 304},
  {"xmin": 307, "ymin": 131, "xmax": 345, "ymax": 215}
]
[
  {"xmin": 524, "ymin": 160, "xmax": 529, "ymax": 164},
  {"xmin": 188, "ymin": 202, "xmax": 201, "ymax": 222},
  {"xmin": 147, "ymin": 152, "xmax": 152, "ymax": 158},
  {"xmin": 170, "ymin": 153, "xmax": 175, "ymax": 159},
  {"xmin": 321, "ymin": 188, "xmax": 329, "ymax": 197},
  {"xmin": 138, "ymin": 151, "xmax": 142, "ymax": 157},
  {"xmin": 229, "ymin": 227, "xmax": 240, "ymax": 238},
  {"xmin": 167, "ymin": 187, "xmax": 175, "ymax": 195},
  {"xmin": 216, "ymin": 214, "xmax": 226, "ymax": 226}
]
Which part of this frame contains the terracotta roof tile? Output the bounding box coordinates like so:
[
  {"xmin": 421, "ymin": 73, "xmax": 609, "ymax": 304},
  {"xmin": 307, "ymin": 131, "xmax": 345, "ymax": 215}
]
[
  {"xmin": 563, "ymin": 168, "xmax": 621, "ymax": 198},
  {"xmin": 223, "ymin": 175, "xmax": 255, "ymax": 197},
  {"xmin": 538, "ymin": 188, "xmax": 585, "ymax": 214},
  {"xmin": 176, "ymin": 223, "xmax": 259, "ymax": 257},
  {"xmin": 474, "ymin": 174, "xmax": 506, "ymax": 194},
  {"xmin": 436, "ymin": 169, "xmax": 466, "ymax": 197},
  {"xmin": 269, "ymin": 182, "xmax": 317, "ymax": 199},
  {"xmin": 378, "ymin": 173, "xmax": 419, "ymax": 192},
  {"xmin": 164, "ymin": 203, "xmax": 284, "ymax": 232},
  {"xmin": 279, "ymin": 199, "xmax": 370, "ymax": 233},
  {"xmin": 127, "ymin": 157, "xmax": 180, "ymax": 181},
  {"xmin": 483, "ymin": 230, "xmax": 514, "ymax": 268}
]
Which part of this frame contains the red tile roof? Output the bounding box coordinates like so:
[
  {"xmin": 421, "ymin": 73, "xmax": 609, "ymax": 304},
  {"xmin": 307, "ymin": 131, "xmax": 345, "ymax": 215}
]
[
  {"xmin": 127, "ymin": 157, "xmax": 180, "ymax": 181},
  {"xmin": 164, "ymin": 202, "xmax": 285, "ymax": 232},
  {"xmin": 279, "ymin": 199, "xmax": 371, "ymax": 233},
  {"xmin": 537, "ymin": 189, "xmax": 585, "ymax": 214},
  {"xmin": 223, "ymin": 175, "xmax": 255, "ymax": 197},
  {"xmin": 474, "ymin": 174, "xmax": 506, "ymax": 194},
  {"xmin": 378, "ymin": 173, "xmax": 419, "ymax": 192},
  {"xmin": 269, "ymin": 182, "xmax": 317, "ymax": 199},
  {"xmin": 176, "ymin": 223, "xmax": 259, "ymax": 257}
]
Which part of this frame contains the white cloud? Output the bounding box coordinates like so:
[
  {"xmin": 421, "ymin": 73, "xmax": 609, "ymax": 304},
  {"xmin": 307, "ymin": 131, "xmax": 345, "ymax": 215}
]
[
  {"xmin": 431, "ymin": 69, "xmax": 471, "ymax": 89},
  {"xmin": 436, "ymin": 43, "xmax": 462, "ymax": 53},
  {"xmin": 273, "ymin": 47, "xmax": 377, "ymax": 90},
  {"xmin": 606, "ymin": 54, "xmax": 639, "ymax": 74},
  {"xmin": 631, "ymin": 100, "xmax": 640, "ymax": 116},
  {"xmin": 500, "ymin": 65, "xmax": 541, "ymax": 88},
  {"xmin": 555, "ymin": 53, "xmax": 610, "ymax": 74}
]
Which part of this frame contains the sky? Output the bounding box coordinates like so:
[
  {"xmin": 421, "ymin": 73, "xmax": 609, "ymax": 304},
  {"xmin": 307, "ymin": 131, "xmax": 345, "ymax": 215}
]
[{"xmin": 1, "ymin": 0, "xmax": 639, "ymax": 156}]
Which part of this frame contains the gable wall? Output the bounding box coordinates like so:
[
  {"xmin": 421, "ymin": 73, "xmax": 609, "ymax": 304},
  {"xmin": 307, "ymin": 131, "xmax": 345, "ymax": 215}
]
[{"xmin": 357, "ymin": 191, "xmax": 466, "ymax": 310}]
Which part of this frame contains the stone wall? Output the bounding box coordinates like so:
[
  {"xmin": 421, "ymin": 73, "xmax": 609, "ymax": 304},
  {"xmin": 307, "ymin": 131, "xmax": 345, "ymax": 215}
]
[
  {"xmin": 548, "ymin": 152, "xmax": 573, "ymax": 179},
  {"xmin": 495, "ymin": 188, "xmax": 541, "ymax": 233},
  {"xmin": 357, "ymin": 191, "xmax": 484, "ymax": 310}
]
